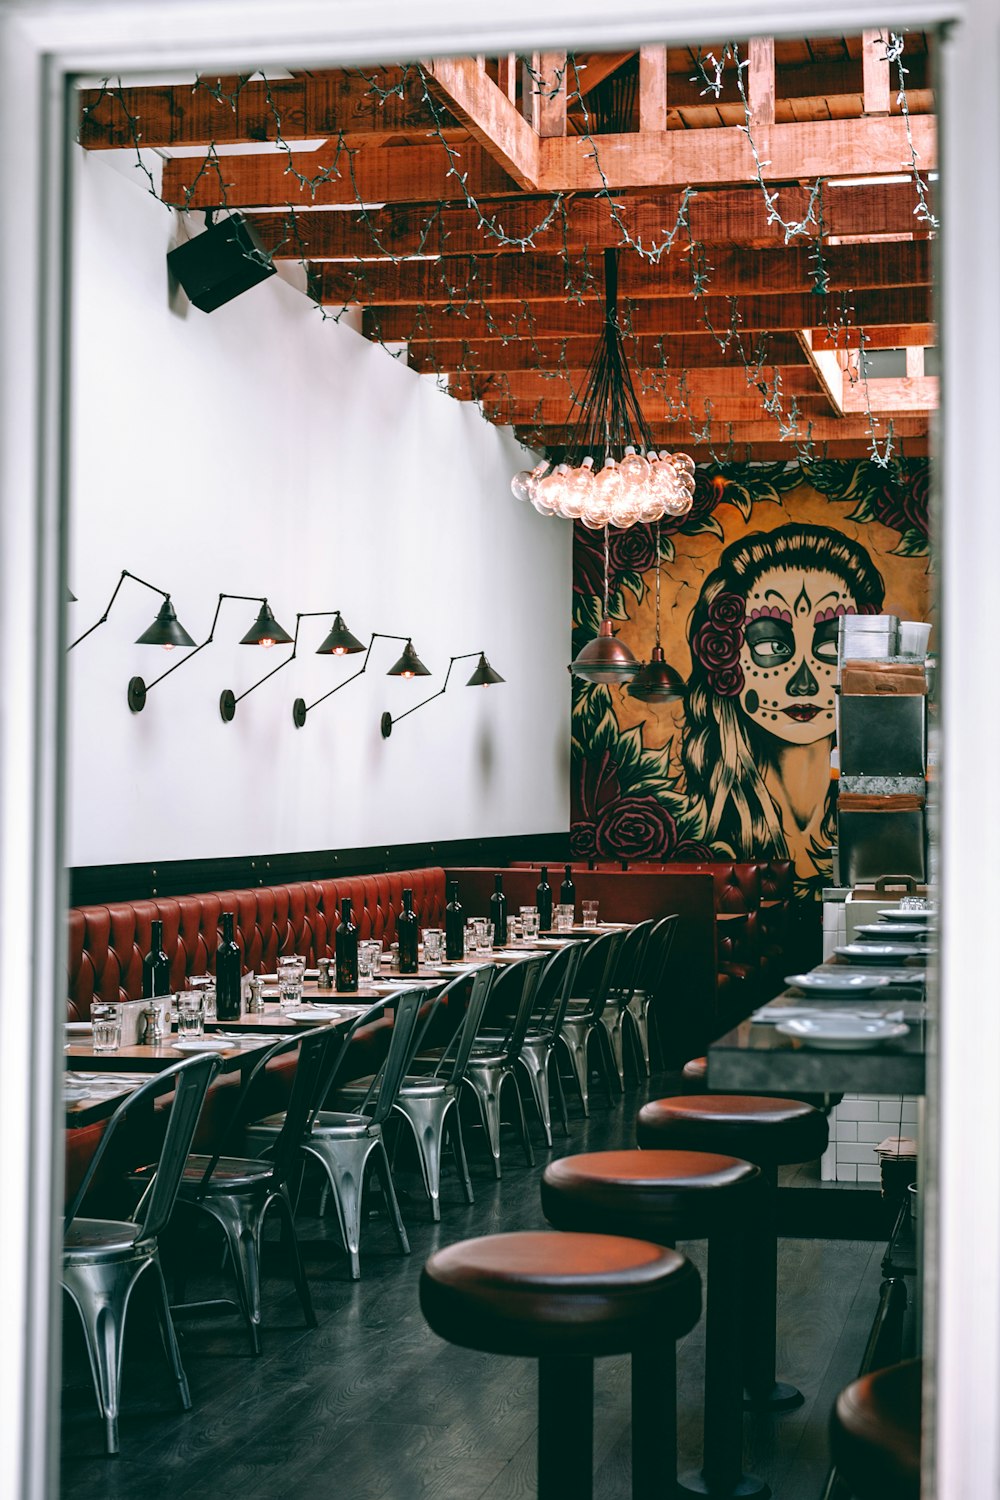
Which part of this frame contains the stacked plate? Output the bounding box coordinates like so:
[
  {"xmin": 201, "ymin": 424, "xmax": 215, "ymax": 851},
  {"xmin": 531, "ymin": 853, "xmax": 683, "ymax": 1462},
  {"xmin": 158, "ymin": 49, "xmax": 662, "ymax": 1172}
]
[
  {"xmin": 784, "ymin": 971, "xmax": 893, "ymax": 997},
  {"xmin": 776, "ymin": 1014, "xmax": 910, "ymax": 1050}
]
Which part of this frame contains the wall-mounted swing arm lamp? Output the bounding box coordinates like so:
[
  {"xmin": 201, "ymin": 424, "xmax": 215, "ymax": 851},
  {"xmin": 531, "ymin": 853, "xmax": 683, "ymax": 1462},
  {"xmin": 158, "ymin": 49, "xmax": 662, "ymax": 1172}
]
[
  {"xmin": 292, "ymin": 631, "xmax": 430, "ymax": 728},
  {"xmin": 219, "ymin": 609, "xmax": 365, "ymax": 722},
  {"xmin": 127, "ymin": 592, "xmax": 292, "ymax": 713},
  {"xmin": 380, "ymin": 651, "xmax": 504, "ymax": 738},
  {"xmin": 67, "ymin": 568, "xmax": 195, "ymax": 652}
]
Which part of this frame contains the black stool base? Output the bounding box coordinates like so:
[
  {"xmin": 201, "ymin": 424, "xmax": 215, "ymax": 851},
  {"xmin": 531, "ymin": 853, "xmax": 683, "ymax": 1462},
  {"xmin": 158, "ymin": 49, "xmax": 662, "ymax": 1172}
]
[
  {"xmin": 678, "ymin": 1470, "xmax": 771, "ymax": 1499},
  {"xmin": 743, "ymin": 1380, "xmax": 804, "ymax": 1413}
]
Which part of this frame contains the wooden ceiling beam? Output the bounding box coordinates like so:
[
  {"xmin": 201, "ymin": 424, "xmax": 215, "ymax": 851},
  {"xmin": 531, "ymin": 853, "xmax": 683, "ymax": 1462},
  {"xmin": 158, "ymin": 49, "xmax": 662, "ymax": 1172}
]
[
  {"xmin": 841, "ymin": 374, "xmax": 939, "ymax": 411},
  {"xmin": 810, "ymin": 323, "xmax": 936, "ymax": 350},
  {"xmin": 533, "ymin": 52, "xmax": 568, "ymax": 138},
  {"xmin": 639, "ymin": 48, "xmax": 668, "ymax": 134},
  {"xmin": 421, "ymin": 58, "xmax": 541, "ymax": 188},
  {"xmin": 314, "ymin": 240, "xmax": 929, "ymax": 307},
  {"xmin": 506, "ymin": 413, "xmax": 928, "ymax": 442},
  {"xmin": 160, "ymin": 141, "xmax": 517, "ymax": 208},
  {"xmin": 78, "ymin": 69, "xmax": 443, "ymax": 150},
  {"xmin": 482, "ymin": 394, "xmax": 840, "ymax": 425},
  {"xmin": 749, "ymin": 38, "xmax": 776, "ymax": 129},
  {"xmin": 403, "ymin": 331, "xmax": 811, "ymax": 373},
  {"xmin": 862, "ymin": 29, "xmax": 892, "ymax": 115},
  {"xmin": 362, "ymin": 286, "xmax": 932, "ymax": 342},
  {"xmin": 536, "ymin": 115, "xmax": 936, "ymax": 190},
  {"xmin": 512, "ymin": 434, "xmax": 931, "ymax": 459},
  {"xmin": 247, "ymin": 181, "xmax": 933, "ymax": 261},
  {"xmin": 450, "ymin": 367, "xmax": 821, "ymax": 402}
]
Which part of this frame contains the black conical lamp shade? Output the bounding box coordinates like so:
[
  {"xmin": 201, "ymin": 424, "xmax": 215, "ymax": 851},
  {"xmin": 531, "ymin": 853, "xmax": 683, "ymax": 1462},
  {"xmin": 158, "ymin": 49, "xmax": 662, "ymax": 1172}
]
[
  {"xmin": 388, "ymin": 640, "xmax": 431, "ymax": 678},
  {"xmin": 466, "ymin": 653, "xmax": 504, "ymax": 687},
  {"xmin": 316, "ymin": 611, "xmax": 365, "ymax": 656},
  {"xmin": 569, "ymin": 618, "xmax": 639, "ymax": 684},
  {"xmin": 627, "ymin": 644, "xmax": 686, "ymax": 703},
  {"xmin": 135, "ymin": 598, "xmax": 196, "ymax": 648},
  {"xmin": 240, "ymin": 601, "xmax": 293, "ymax": 647}
]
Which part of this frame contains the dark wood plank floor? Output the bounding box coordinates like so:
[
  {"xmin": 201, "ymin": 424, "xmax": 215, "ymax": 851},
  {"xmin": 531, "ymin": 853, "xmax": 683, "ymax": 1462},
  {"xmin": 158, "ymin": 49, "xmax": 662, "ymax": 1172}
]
[{"xmin": 60, "ymin": 1067, "xmax": 884, "ymax": 1499}]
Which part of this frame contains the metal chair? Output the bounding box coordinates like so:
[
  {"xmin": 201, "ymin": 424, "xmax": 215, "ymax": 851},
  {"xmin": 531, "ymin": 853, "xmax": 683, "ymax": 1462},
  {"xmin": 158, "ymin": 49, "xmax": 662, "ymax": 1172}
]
[
  {"xmin": 555, "ymin": 929, "xmax": 626, "ymax": 1116},
  {"xmin": 596, "ymin": 918, "xmax": 655, "ymax": 1089},
  {"xmin": 488, "ymin": 941, "xmax": 584, "ymax": 1147},
  {"xmin": 62, "ymin": 1053, "xmax": 221, "ymax": 1454},
  {"xmin": 139, "ymin": 1023, "xmax": 344, "ymax": 1357},
  {"xmin": 251, "ymin": 988, "xmax": 429, "ymax": 1280},
  {"xmin": 462, "ymin": 954, "xmax": 547, "ymax": 1178},
  {"xmin": 338, "ymin": 965, "xmax": 496, "ymax": 1221},
  {"xmin": 623, "ymin": 913, "xmax": 679, "ymax": 1075}
]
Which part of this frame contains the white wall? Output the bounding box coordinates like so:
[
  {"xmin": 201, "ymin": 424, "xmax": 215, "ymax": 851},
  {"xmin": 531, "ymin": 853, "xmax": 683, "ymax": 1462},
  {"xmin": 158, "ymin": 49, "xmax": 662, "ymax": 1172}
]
[{"xmin": 67, "ymin": 150, "xmax": 571, "ymax": 867}]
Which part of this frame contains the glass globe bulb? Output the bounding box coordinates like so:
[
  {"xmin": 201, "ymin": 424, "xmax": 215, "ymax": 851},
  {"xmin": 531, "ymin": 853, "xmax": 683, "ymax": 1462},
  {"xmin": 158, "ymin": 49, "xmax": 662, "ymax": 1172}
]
[
  {"xmin": 535, "ymin": 462, "xmax": 570, "ymax": 516},
  {"xmin": 511, "ymin": 469, "xmax": 534, "ymax": 502},
  {"xmin": 611, "ymin": 484, "xmax": 644, "ymax": 528},
  {"xmin": 558, "ymin": 457, "xmax": 595, "ymax": 520},
  {"xmin": 639, "ymin": 490, "xmax": 667, "ymax": 523},
  {"xmin": 593, "ymin": 456, "xmax": 623, "ymax": 505},
  {"xmin": 619, "ymin": 446, "xmax": 650, "ymax": 487},
  {"xmin": 673, "ymin": 452, "xmax": 696, "ymax": 478}
]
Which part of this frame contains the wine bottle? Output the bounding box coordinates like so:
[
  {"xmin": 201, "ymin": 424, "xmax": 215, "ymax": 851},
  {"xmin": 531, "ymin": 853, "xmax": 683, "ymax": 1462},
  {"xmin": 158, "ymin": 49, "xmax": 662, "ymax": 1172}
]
[
  {"xmin": 560, "ymin": 864, "xmax": 577, "ymax": 918},
  {"xmin": 397, "ymin": 888, "xmax": 419, "ymax": 974},
  {"xmin": 490, "ymin": 873, "xmax": 508, "ymax": 947},
  {"xmin": 535, "ymin": 867, "xmax": 553, "ymax": 932},
  {"xmin": 216, "ymin": 911, "xmax": 242, "ymax": 1021},
  {"xmin": 335, "ymin": 898, "xmax": 358, "ymax": 992},
  {"xmin": 142, "ymin": 919, "xmax": 171, "ymax": 998},
  {"xmin": 445, "ymin": 880, "xmax": 465, "ymax": 960}
]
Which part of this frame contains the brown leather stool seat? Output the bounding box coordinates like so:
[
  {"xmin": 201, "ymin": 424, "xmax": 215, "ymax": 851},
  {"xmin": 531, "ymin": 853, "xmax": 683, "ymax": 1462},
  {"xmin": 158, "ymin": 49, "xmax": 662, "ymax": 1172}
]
[
  {"xmin": 542, "ymin": 1150, "xmax": 767, "ymax": 1500},
  {"xmin": 638, "ymin": 1094, "xmax": 829, "ymax": 1415},
  {"xmin": 682, "ymin": 1056, "xmax": 708, "ymax": 1089},
  {"xmin": 421, "ymin": 1230, "xmax": 701, "ymax": 1500},
  {"xmin": 831, "ymin": 1358, "xmax": 921, "ymax": 1500}
]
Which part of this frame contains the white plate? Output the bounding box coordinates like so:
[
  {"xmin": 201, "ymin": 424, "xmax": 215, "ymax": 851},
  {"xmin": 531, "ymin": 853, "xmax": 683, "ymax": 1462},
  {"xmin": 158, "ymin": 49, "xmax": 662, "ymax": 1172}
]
[
  {"xmin": 170, "ymin": 1037, "xmax": 235, "ymax": 1052},
  {"xmin": 785, "ymin": 972, "xmax": 893, "ymax": 996},
  {"xmin": 878, "ymin": 907, "xmax": 936, "ymax": 922},
  {"xmin": 776, "ymin": 1015, "xmax": 910, "ymax": 1049},
  {"xmin": 370, "ymin": 980, "xmax": 427, "ymax": 994},
  {"xmin": 65, "ymin": 1021, "xmax": 92, "ymax": 1034},
  {"xmin": 836, "ymin": 943, "xmax": 932, "ymax": 964},
  {"xmin": 857, "ymin": 923, "xmax": 930, "ymax": 941},
  {"xmin": 282, "ymin": 1007, "xmax": 350, "ymax": 1021},
  {"xmin": 63, "ymin": 1084, "xmax": 91, "ymax": 1101}
]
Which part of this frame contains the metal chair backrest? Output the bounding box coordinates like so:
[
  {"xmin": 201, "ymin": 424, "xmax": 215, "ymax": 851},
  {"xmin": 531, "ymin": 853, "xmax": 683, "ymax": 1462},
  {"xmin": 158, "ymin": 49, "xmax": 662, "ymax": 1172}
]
[
  {"xmin": 609, "ymin": 919, "xmax": 655, "ymax": 1008},
  {"xmin": 353, "ymin": 987, "xmax": 429, "ymax": 1127},
  {"xmin": 486, "ymin": 954, "xmax": 548, "ymax": 1062},
  {"xmin": 194, "ymin": 1023, "xmax": 345, "ymax": 1194},
  {"xmin": 573, "ymin": 929, "xmax": 627, "ymax": 1023},
  {"xmin": 429, "ymin": 965, "xmax": 497, "ymax": 1088},
  {"xmin": 641, "ymin": 913, "xmax": 679, "ymax": 996},
  {"xmin": 529, "ymin": 941, "xmax": 584, "ymax": 1037},
  {"xmin": 64, "ymin": 1053, "xmax": 221, "ymax": 1239}
]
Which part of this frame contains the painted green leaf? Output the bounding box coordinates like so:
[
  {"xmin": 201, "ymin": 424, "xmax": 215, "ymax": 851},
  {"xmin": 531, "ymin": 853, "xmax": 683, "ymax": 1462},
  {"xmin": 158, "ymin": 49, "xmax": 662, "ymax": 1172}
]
[
  {"xmin": 891, "ymin": 526, "xmax": 930, "ymax": 558},
  {"xmin": 617, "ymin": 569, "xmax": 645, "ymax": 604}
]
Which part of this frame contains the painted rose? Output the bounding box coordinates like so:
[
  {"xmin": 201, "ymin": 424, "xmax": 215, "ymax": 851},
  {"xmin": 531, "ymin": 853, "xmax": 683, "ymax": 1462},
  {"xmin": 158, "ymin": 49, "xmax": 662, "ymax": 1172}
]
[
  {"xmin": 575, "ymin": 746, "xmax": 622, "ymax": 824},
  {"xmin": 662, "ymin": 470, "xmax": 723, "ymax": 537},
  {"xmin": 670, "ymin": 840, "xmax": 719, "ymax": 863},
  {"xmin": 572, "ymin": 524, "xmax": 605, "ymax": 599},
  {"xmin": 708, "ymin": 592, "xmax": 746, "ymax": 629},
  {"xmin": 569, "ymin": 820, "xmax": 598, "ymax": 859},
  {"xmin": 595, "ymin": 796, "xmax": 678, "ymax": 861},
  {"xmin": 871, "ymin": 465, "xmax": 929, "ymax": 539},
  {"xmin": 693, "ymin": 621, "xmax": 743, "ymax": 670},
  {"xmin": 607, "ymin": 523, "xmax": 659, "ymax": 579},
  {"xmin": 708, "ymin": 663, "xmax": 745, "ymax": 697}
]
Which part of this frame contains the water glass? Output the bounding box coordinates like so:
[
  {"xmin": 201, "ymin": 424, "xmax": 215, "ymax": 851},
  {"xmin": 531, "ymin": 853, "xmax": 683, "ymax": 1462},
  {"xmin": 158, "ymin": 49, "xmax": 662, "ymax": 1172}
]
[
  {"xmin": 358, "ymin": 940, "xmax": 382, "ymax": 982},
  {"xmin": 475, "ymin": 919, "xmax": 494, "ymax": 957},
  {"xmin": 277, "ymin": 955, "xmax": 304, "ymax": 1010},
  {"xmin": 92, "ymin": 1002, "xmax": 121, "ymax": 1053},
  {"xmin": 464, "ymin": 922, "xmax": 477, "ymax": 957},
  {"xmin": 582, "ymin": 900, "xmax": 600, "ymax": 929},
  {"xmin": 176, "ymin": 994, "xmax": 204, "ymax": 1038},
  {"xmin": 507, "ymin": 916, "xmax": 522, "ymax": 945},
  {"xmin": 188, "ymin": 973, "xmax": 217, "ymax": 1020},
  {"xmin": 520, "ymin": 906, "xmax": 540, "ymax": 941},
  {"xmin": 555, "ymin": 904, "xmax": 575, "ymax": 933},
  {"xmin": 423, "ymin": 929, "xmax": 445, "ymax": 965}
]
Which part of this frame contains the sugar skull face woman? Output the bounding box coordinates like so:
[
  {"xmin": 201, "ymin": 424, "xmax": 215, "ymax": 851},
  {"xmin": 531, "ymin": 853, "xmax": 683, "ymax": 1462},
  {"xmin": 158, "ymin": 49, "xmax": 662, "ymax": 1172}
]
[{"xmin": 682, "ymin": 524, "xmax": 885, "ymax": 875}]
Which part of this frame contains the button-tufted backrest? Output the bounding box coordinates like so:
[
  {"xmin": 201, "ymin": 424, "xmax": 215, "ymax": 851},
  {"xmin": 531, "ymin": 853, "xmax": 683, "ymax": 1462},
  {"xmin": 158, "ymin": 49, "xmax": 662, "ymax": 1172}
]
[{"xmin": 67, "ymin": 868, "xmax": 446, "ymax": 1019}]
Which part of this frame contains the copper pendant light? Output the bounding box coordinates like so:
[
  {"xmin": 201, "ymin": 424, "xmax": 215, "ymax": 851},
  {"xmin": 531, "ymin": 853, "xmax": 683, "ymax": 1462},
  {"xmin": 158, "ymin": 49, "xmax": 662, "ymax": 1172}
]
[
  {"xmin": 628, "ymin": 523, "xmax": 686, "ymax": 703},
  {"xmin": 570, "ymin": 525, "xmax": 639, "ymax": 684}
]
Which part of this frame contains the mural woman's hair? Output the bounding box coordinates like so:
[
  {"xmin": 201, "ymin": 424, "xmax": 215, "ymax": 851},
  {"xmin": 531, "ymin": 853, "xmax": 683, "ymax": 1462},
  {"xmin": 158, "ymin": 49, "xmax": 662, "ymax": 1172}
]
[{"xmin": 682, "ymin": 524, "xmax": 886, "ymax": 858}]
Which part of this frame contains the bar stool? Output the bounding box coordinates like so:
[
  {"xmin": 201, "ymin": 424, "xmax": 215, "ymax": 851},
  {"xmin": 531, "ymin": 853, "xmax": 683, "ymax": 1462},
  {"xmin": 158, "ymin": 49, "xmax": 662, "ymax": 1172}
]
[
  {"xmin": 541, "ymin": 1150, "xmax": 767, "ymax": 1500},
  {"xmin": 420, "ymin": 1229, "xmax": 702, "ymax": 1500},
  {"xmin": 637, "ymin": 1094, "xmax": 829, "ymax": 1413},
  {"xmin": 830, "ymin": 1358, "xmax": 921, "ymax": 1500}
]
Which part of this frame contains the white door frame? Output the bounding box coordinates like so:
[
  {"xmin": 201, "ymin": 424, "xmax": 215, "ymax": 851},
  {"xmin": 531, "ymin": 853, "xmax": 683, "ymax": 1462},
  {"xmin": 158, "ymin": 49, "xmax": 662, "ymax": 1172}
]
[{"xmin": 2, "ymin": 2, "xmax": 994, "ymax": 1496}]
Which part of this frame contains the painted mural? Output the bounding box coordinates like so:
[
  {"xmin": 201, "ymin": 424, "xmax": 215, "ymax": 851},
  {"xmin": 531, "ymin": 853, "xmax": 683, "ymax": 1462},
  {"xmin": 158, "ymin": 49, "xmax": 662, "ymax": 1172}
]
[{"xmin": 571, "ymin": 460, "xmax": 931, "ymax": 901}]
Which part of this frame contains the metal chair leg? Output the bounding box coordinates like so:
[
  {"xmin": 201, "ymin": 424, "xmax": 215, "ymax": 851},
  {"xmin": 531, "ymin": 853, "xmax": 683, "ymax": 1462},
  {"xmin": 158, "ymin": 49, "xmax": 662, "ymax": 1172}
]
[
  {"xmin": 448, "ymin": 1105, "xmax": 475, "ymax": 1204},
  {"xmin": 304, "ymin": 1135, "xmax": 378, "ymax": 1280},
  {"xmin": 150, "ymin": 1252, "xmax": 191, "ymax": 1410},
  {"xmin": 506, "ymin": 1071, "xmax": 535, "ymax": 1167},
  {"xmin": 557, "ymin": 1020, "xmax": 592, "ymax": 1116},
  {"xmin": 372, "ymin": 1138, "xmax": 410, "ymax": 1256},
  {"xmin": 626, "ymin": 993, "xmax": 652, "ymax": 1076},
  {"xmin": 393, "ymin": 1092, "xmax": 452, "ymax": 1222},
  {"xmin": 198, "ymin": 1195, "xmax": 265, "ymax": 1355},
  {"xmin": 518, "ymin": 1037, "xmax": 554, "ymax": 1147},
  {"xmin": 274, "ymin": 1186, "xmax": 317, "ymax": 1329},
  {"xmin": 62, "ymin": 1253, "xmax": 149, "ymax": 1454},
  {"xmin": 464, "ymin": 1062, "xmax": 507, "ymax": 1178},
  {"xmin": 551, "ymin": 1057, "xmax": 570, "ymax": 1135}
]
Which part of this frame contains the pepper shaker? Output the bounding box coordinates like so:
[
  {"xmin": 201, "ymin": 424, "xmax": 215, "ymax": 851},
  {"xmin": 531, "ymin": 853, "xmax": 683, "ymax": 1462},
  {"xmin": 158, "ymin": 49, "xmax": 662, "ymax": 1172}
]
[{"xmin": 247, "ymin": 976, "xmax": 265, "ymax": 1014}]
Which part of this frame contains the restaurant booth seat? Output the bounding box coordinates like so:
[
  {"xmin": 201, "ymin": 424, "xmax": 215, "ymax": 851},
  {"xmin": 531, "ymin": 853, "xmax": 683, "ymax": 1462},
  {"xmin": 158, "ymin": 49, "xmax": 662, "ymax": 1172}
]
[
  {"xmin": 541, "ymin": 1148, "xmax": 767, "ymax": 1500},
  {"xmin": 637, "ymin": 1094, "xmax": 830, "ymax": 1413},
  {"xmin": 420, "ymin": 1229, "xmax": 702, "ymax": 1500}
]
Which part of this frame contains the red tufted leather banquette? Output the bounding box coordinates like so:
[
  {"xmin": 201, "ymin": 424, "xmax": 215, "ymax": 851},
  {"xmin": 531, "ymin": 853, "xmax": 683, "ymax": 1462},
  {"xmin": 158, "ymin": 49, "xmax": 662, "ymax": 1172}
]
[{"xmin": 67, "ymin": 868, "xmax": 447, "ymax": 1019}]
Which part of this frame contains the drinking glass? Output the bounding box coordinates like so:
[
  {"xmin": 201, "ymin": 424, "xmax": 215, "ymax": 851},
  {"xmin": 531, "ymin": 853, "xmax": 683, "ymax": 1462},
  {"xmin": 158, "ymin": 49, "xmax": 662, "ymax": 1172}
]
[
  {"xmin": 176, "ymin": 994, "xmax": 205, "ymax": 1038},
  {"xmin": 582, "ymin": 900, "xmax": 600, "ymax": 929},
  {"xmin": 555, "ymin": 904, "xmax": 575, "ymax": 933},
  {"xmin": 358, "ymin": 940, "xmax": 382, "ymax": 982},
  {"xmin": 507, "ymin": 916, "xmax": 522, "ymax": 945},
  {"xmin": 520, "ymin": 906, "xmax": 540, "ymax": 942},
  {"xmin": 423, "ymin": 929, "xmax": 445, "ymax": 965},
  {"xmin": 277, "ymin": 955, "xmax": 304, "ymax": 1010},
  {"xmin": 475, "ymin": 919, "xmax": 494, "ymax": 957},
  {"xmin": 464, "ymin": 922, "xmax": 477, "ymax": 957},
  {"xmin": 188, "ymin": 973, "xmax": 217, "ymax": 1019},
  {"xmin": 91, "ymin": 1002, "xmax": 121, "ymax": 1053}
]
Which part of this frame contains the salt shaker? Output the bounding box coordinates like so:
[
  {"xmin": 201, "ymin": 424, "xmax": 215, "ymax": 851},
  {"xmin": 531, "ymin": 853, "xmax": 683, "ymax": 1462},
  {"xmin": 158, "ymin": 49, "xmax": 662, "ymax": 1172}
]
[
  {"xmin": 317, "ymin": 957, "xmax": 334, "ymax": 991},
  {"xmin": 247, "ymin": 976, "xmax": 265, "ymax": 1014}
]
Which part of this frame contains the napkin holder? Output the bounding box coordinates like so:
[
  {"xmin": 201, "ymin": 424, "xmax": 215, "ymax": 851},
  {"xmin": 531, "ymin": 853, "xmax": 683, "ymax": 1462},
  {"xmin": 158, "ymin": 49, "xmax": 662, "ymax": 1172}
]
[{"xmin": 114, "ymin": 998, "xmax": 149, "ymax": 1046}]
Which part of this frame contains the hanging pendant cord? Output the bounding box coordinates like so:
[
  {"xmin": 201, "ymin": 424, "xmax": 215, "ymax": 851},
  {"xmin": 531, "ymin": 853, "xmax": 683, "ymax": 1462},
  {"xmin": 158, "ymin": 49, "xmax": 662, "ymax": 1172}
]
[
  {"xmin": 654, "ymin": 521, "xmax": 662, "ymax": 646},
  {"xmin": 603, "ymin": 525, "xmax": 610, "ymax": 617}
]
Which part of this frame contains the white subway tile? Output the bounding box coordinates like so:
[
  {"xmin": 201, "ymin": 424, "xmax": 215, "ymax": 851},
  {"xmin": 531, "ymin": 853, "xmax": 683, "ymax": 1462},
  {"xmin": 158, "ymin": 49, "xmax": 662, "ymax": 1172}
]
[
  {"xmin": 838, "ymin": 1143, "xmax": 880, "ymax": 1165},
  {"xmin": 857, "ymin": 1165, "xmax": 882, "ymax": 1183},
  {"xmin": 834, "ymin": 1122, "xmax": 858, "ymax": 1142},
  {"xmin": 837, "ymin": 1100, "xmax": 879, "ymax": 1121},
  {"xmin": 857, "ymin": 1121, "xmax": 889, "ymax": 1143},
  {"xmin": 836, "ymin": 1165, "xmax": 859, "ymax": 1182}
]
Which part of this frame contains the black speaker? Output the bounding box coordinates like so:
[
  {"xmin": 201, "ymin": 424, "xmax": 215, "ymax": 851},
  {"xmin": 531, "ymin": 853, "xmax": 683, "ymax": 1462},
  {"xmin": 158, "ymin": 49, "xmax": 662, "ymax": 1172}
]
[{"xmin": 167, "ymin": 213, "xmax": 276, "ymax": 313}]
